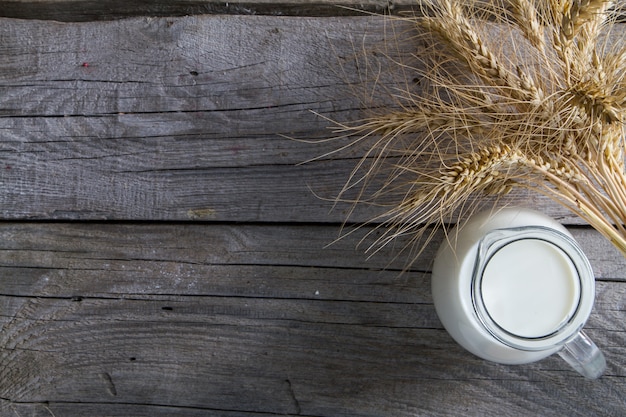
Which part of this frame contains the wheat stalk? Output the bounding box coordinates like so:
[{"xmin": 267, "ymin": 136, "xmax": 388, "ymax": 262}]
[
  {"xmin": 510, "ymin": 0, "xmax": 547, "ymax": 50},
  {"xmin": 323, "ymin": 0, "xmax": 626, "ymax": 264}
]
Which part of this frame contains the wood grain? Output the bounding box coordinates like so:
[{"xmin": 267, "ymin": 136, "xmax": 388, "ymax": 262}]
[
  {"xmin": 0, "ymin": 0, "xmax": 404, "ymax": 21},
  {"xmin": 0, "ymin": 223, "xmax": 624, "ymax": 417},
  {"xmin": 0, "ymin": 15, "xmax": 605, "ymax": 223},
  {"xmin": 1, "ymin": 8, "xmax": 625, "ymax": 417}
]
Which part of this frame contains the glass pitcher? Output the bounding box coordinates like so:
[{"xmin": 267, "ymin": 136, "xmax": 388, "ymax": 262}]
[{"xmin": 431, "ymin": 208, "xmax": 606, "ymax": 378}]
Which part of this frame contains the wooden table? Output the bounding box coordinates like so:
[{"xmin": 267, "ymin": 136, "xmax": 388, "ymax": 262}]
[{"xmin": 1, "ymin": 2, "xmax": 624, "ymax": 416}]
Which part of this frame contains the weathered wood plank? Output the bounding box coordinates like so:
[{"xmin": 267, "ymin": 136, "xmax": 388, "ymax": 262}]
[
  {"xmin": 0, "ymin": 223, "xmax": 623, "ymax": 286},
  {"xmin": 3, "ymin": 402, "xmax": 274, "ymax": 417},
  {"xmin": 0, "ymin": 15, "xmax": 373, "ymax": 221},
  {"xmin": 0, "ymin": 15, "xmax": 617, "ymax": 223},
  {"xmin": 0, "ymin": 223, "xmax": 624, "ymax": 416},
  {"xmin": 1, "ymin": 0, "xmax": 624, "ymax": 23},
  {"xmin": 0, "ymin": 304, "xmax": 623, "ymax": 416},
  {"xmin": 3, "ymin": 0, "xmax": 626, "ymax": 23},
  {"xmin": 0, "ymin": 0, "xmax": 401, "ymax": 21}
]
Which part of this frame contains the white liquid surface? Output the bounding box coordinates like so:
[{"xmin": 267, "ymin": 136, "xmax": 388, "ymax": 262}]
[{"xmin": 481, "ymin": 239, "xmax": 581, "ymax": 338}]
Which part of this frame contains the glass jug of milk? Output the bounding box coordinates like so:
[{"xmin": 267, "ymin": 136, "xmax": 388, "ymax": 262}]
[{"xmin": 432, "ymin": 208, "xmax": 606, "ymax": 378}]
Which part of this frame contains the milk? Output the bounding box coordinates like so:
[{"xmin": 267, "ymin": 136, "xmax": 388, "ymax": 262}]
[
  {"xmin": 431, "ymin": 208, "xmax": 601, "ymax": 371},
  {"xmin": 480, "ymin": 238, "xmax": 581, "ymax": 338}
]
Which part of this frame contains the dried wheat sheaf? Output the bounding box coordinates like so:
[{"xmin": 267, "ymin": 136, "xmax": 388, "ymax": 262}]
[{"xmin": 328, "ymin": 0, "xmax": 626, "ymax": 264}]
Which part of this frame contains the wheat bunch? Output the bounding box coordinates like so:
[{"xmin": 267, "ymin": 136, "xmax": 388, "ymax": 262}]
[{"xmin": 326, "ymin": 0, "xmax": 626, "ymax": 263}]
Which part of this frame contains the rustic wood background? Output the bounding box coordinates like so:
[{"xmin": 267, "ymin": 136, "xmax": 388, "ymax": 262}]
[{"xmin": 0, "ymin": 2, "xmax": 624, "ymax": 416}]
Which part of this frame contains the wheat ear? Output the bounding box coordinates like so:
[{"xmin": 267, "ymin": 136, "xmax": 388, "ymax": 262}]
[{"xmin": 320, "ymin": 0, "xmax": 626, "ymax": 265}]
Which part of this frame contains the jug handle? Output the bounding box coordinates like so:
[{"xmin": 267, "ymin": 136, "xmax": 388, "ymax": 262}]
[{"xmin": 558, "ymin": 330, "xmax": 606, "ymax": 379}]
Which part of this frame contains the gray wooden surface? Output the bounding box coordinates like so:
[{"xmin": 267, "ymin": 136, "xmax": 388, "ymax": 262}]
[{"xmin": 0, "ymin": 4, "xmax": 625, "ymax": 417}]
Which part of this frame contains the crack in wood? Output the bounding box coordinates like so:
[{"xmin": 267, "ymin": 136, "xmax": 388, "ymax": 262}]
[
  {"xmin": 1, "ymin": 397, "xmax": 320, "ymax": 416},
  {"xmin": 286, "ymin": 378, "xmax": 302, "ymax": 415},
  {"xmin": 100, "ymin": 372, "xmax": 118, "ymax": 397}
]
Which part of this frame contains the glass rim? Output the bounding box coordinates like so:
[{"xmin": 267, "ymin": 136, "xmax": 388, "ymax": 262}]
[{"xmin": 470, "ymin": 226, "xmax": 595, "ymax": 351}]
